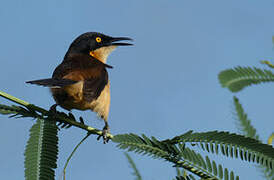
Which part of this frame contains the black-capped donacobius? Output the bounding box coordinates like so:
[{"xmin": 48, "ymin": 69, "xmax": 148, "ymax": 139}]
[{"xmin": 26, "ymin": 32, "xmax": 133, "ymax": 143}]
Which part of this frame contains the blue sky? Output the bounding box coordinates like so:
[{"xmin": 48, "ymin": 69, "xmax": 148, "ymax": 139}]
[{"xmin": 0, "ymin": 0, "xmax": 274, "ymax": 179}]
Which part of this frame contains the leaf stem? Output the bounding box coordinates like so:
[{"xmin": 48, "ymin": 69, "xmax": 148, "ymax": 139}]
[
  {"xmin": 0, "ymin": 90, "xmax": 30, "ymax": 106},
  {"xmin": 63, "ymin": 133, "xmax": 91, "ymax": 180}
]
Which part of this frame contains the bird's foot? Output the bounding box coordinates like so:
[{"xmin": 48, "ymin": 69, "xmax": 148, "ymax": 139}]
[
  {"xmin": 49, "ymin": 104, "xmax": 58, "ymax": 113},
  {"xmin": 97, "ymin": 123, "xmax": 110, "ymax": 144},
  {"xmin": 46, "ymin": 104, "xmax": 58, "ymax": 120},
  {"xmin": 47, "ymin": 104, "xmax": 71, "ymax": 128},
  {"xmin": 79, "ymin": 116, "xmax": 85, "ymax": 125},
  {"xmin": 46, "ymin": 104, "xmax": 61, "ymax": 129},
  {"xmin": 62, "ymin": 114, "xmax": 84, "ymax": 128}
]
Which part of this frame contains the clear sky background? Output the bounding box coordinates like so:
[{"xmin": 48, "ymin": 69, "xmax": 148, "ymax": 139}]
[{"xmin": 0, "ymin": 1, "xmax": 273, "ymax": 180}]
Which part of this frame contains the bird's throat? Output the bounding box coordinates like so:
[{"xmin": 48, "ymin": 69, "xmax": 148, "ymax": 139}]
[{"xmin": 89, "ymin": 46, "xmax": 117, "ymax": 63}]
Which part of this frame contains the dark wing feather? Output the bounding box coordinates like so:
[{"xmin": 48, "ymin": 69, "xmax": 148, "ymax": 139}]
[
  {"xmin": 83, "ymin": 69, "xmax": 108, "ymax": 101},
  {"xmin": 26, "ymin": 78, "xmax": 77, "ymax": 87}
]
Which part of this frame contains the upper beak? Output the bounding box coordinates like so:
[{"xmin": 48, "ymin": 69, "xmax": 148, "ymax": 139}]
[{"xmin": 109, "ymin": 37, "xmax": 134, "ymax": 46}]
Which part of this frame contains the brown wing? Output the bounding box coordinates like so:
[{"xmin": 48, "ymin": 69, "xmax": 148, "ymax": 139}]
[
  {"xmin": 53, "ymin": 54, "xmax": 109, "ymax": 102},
  {"xmin": 82, "ymin": 69, "xmax": 108, "ymax": 102}
]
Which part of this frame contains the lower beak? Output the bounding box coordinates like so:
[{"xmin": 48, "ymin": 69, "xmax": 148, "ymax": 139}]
[{"xmin": 110, "ymin": 37, "xmax": 133, "ymax": 46}]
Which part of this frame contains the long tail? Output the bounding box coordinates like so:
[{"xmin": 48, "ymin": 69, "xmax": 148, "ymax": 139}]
[{"xmin": 26, "ymin": 78, "xmax": 78, "ymax": 87}]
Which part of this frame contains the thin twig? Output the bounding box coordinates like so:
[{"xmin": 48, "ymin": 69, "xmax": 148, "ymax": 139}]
[
  {"xmin": 261, "ymin": 60, "xmax": 274, "ymax": 68},
  {"xmin": 63, "ymin": 133, "xmax": 91, "ymax": 180}
]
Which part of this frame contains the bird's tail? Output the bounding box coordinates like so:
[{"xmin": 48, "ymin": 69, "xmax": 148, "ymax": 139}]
[{"xmin": 26, "ymin": 78, "xmax": 78, "ymax": 87}]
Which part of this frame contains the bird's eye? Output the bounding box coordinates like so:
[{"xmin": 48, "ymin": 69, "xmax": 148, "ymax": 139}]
[{"xmin": 96, "ymin": 37, "xmax": 102, "ymax": 43}]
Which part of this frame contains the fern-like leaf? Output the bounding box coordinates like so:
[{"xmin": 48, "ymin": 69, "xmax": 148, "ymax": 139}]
[
  {"xmin": 125, "ymin": 153, "xmax": 142, "ymax": 180},
  {"xmin": 233, "ymin": 96, "xmax": 274, "ymax": 180},
  {"xmin": 233, "ymin": 96, "xmax": 259, "ymax": 140},
  {"xmin": 113, "ymin": 134, "xmax": 169, "ymax": 159},
  {"xmin": 0, "ymin": 104, "xmax": 19, "ymax": 115},
  {"xmin": 218, "ymin": 66, "xmax": 274, "ymax": 92},
  {"xmin": 174, "ymin": 175, "xmax": 196, "ymax": 180},
  {"xmin": 164, "ymin": 131, "xmax": 274, "ymax": 170},
  {"xmin": 113, "ymin": 134, "xmax": 239, "ymax": 179},
  {"xmin": 0, "ymin": 104, "xmax": 40, "ymax": 118},
  {"xmin": 174, "ymin": 168, "xmax": 196, "ymax": 180},
  {"xmin": 24, "ymin": 118, "xmax": 59, "ymax": 180},
  {"xmin": 0, "ymin": 103, "xmax": 80, "ymax": 129}
]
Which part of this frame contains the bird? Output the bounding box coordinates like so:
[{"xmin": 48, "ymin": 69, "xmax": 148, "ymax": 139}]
[{"xmin": 26, "ymin": 32, "xmax": 133, "ymax": 143}]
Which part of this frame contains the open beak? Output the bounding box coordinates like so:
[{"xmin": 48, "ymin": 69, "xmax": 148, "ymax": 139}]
[{"xmin": 109, "ymin": 37, "xmax": 133, "ymax": 46}]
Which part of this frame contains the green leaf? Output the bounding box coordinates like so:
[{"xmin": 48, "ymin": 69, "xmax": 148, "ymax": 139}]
[
  {"xmin": 205, "ymin": 156, "xmax": 212, "ymax": 173},
  {"xmin": 0, "ymin": 104, "xmax": 19, "ymax": 115},
  {"xmin": 233, "ymin": 96, "xmax": 274, "ymax": 179},
  {"xmin": 212, "ymin": 160, "xmax": 218, "ymax": 176},
  {"xmin": 174, "ymin": 168, "xmax": 196, "ymax": 180},
  {"xmin": 124, "ymin": 153, "xmax": 142, "ymax": 180},
  {"xmin": 218, "ymin": 66, "xmax": 274, "ymax": 92},
  {"xmin": 114, "ymin": 133, "xmax": 238, "ymax": 179},
  {"xmin": 24, "ymin": 118, "xmax": 58, "ymax": 180},
  {"xmin": 113, "ymin": 134, "xmax": 169, "ymax": 159},
  {"xmin": 224, "ymin": 168, "xmax": 229, "ymax": 180},
  {"xmin": 233, "ymin": 97, "xmax": 259, "ymax": 140},
  {"xmin": 218, "ymin": 164, "xmax": 223, "ymax": 179},
  {"xmin": 165, "ymin": 131, "xmax": 274, "ymax": 170},
  {"xmin": 0, "ymin": 104, "xmax": 40, "ymax": 119},
  {"xmin": 230, "ymin": 171, "xmax": 234, "ymax": 180}
]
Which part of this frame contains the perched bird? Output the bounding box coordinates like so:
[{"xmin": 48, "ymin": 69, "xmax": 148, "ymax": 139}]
[{"xmin": 26, "ymin": 32, "xmax": 133, "ymax": 143}]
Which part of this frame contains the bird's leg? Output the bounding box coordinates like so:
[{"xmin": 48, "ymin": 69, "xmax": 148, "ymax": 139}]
[
  {"xmin": 97, "ymin": 122, "xmax": 110, "ymax": 144},
  {"xmin": 102, "ymin": 122, "xmax": 110, "ymax": 143}
]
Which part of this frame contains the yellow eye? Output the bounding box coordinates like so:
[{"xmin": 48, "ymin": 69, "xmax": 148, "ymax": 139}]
[{"xmin": 96, "ymin": 37, "xmax": 102, "ymax": 43}]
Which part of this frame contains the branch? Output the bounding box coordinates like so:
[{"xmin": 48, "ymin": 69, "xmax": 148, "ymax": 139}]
[
  {"xmin": 0, "ymin": 90, "xmax": 113, "ymax": 139},
  {"xmin": 261, "ymin": 60, "xmax": 274, "ymax": 68}
]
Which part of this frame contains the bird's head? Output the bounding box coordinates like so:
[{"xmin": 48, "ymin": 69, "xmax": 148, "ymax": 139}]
[{"xmin": 65, "ymin": 32, "xmax": 133, "ymax": 63}]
